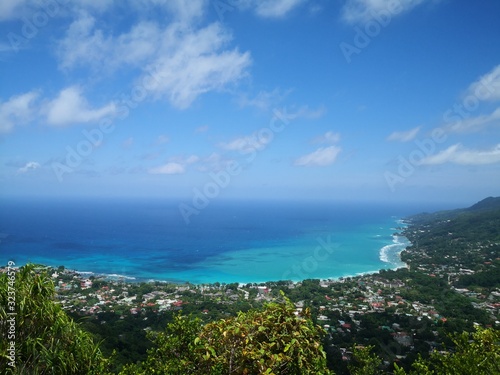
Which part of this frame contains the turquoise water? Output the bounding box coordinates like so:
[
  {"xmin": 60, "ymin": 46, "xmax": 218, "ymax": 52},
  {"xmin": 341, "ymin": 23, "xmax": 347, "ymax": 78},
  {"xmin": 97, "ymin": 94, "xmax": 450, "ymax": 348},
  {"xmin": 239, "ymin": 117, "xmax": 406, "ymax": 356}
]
[{"xmin": 0, "ymin": 198, "xmax": 417, "ymax": 284}]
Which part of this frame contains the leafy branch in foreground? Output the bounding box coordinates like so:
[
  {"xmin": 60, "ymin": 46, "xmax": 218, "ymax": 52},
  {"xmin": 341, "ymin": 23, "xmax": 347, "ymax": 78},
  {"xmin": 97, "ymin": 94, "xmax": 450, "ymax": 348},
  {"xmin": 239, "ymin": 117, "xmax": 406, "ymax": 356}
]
[
  {"xmin": 120, "ymin": 293, "xmax": 332, "ymax": 375},
  {"xmin": 0, "ymin": 264, "xmax": 112, "ymax": 374}
]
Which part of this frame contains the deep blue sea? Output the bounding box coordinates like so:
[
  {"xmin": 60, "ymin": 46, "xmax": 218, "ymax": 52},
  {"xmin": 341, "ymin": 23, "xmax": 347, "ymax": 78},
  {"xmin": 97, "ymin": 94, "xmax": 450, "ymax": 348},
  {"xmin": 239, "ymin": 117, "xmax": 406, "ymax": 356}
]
[{"xmin": 0, "ymin": 198, "xmax": 435, "ymax": 284}]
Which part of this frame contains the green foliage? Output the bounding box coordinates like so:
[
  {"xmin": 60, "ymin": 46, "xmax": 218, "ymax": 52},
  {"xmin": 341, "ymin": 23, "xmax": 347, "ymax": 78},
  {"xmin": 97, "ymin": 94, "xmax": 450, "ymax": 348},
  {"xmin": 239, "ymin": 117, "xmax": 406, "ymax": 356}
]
[
  {"xmin": 394, "ymin": 327, "xmax": 500, "ymax": 375},
  {"xmin": 348, "ymin": 345, "xmax": 382, "ymax": 375},
  {"xmin": 121, "ymin": 294, "xmax": 333, "ymax": 374},
  {"xmin": 0, "ymin": 264, "xmax": 111, "ymax": 374},
  {"xmin": 455, "ymin": 266, "xmax": 500, "ymax": 288}
]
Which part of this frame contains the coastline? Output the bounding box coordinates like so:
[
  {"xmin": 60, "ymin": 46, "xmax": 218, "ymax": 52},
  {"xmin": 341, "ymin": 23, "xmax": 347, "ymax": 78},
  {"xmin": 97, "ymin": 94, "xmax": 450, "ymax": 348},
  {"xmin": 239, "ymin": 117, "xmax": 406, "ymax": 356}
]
[
  {"xmin": 11, "ymin": 233, "xmax": 412, "ymax": 286},
  {"xmin": 3, "ymin": 209, "xmax": 413, "ymax": 285}
]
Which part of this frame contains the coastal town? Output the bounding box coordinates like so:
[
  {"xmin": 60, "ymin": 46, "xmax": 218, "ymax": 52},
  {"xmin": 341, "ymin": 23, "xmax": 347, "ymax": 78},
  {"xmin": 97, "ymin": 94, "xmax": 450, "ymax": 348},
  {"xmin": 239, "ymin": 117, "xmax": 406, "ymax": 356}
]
[
  {"xmin": 44, "ymin": 265, "xmax": 499, "ymax": 326},
  {"xmin": 7, "ymin": 254, "xmax": 496, "ymax": 371}
]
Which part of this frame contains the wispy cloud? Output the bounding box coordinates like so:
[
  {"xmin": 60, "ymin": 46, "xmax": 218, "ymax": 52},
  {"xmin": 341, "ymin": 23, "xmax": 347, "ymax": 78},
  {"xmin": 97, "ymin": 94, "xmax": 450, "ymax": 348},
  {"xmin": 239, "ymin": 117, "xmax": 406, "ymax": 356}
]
[
  {"xmin": 57, "ymin": 14, "xmax": 161, "ymax": 70},
  {"xmin": 312, "ymin": 131, "xmax": 341, "ymax": 144},
  {"xmin": 238, "ymin": 88, "xmax": 291, "ymax": 111},
  {"xmin": 145, "ymin": 23, "xmax": 251, "ymax": 109},
  {"xmin": 161, "ymin": 0, "xmax": 206, "ymax": 23},
  {"xmin": 420, "ymin": 143, "xmax": 500, "ymax": 165},
  {"xmin": 341, "ymin": 0, "xmax": 429, "ymax": 24},
  {"xmin": 445, "ymin": 107, "xmax": 500, "ymax": 134},
  {"xmin": 17, "ymin": 161, "xmax": 40, "ymax": 174},
  {"xmin": 220, "ymin": 133, "xmax": 270, "ymax": 153},
  {"xmin": 148, "ymin": 162, "xmax": 185, "ymax": 175},
  {"xmin": 0, "ymin": 90, "xmax": 39, "ymax": 133},
  {"xmin": 216, "ymin": 107, "xmax": 324, "ymax": 158},
  {"xmin": 466, "ymin": 64, "xmax": 500, "ymax": 102},
  {"xmin": 287, "ymin": 105, "xmax": 326, "ymax": 120},
  {"xmin": 441, "ymin": 65, "xmax": 500, "ymax": 134},
  {"xmin": 214, "ymin": 0, "xmax": 306, "ymax": 19},
  {"xmin": 387, "ymin": 126, "xmax": 421, "ymax": 142},
  {"xmin": 45, "ymin": 86, "xmax": 116, "ymax": 126},
  {"xmin": 197, "ymin": 152, "xmax": 236, "ymax": 172},
  {"xmin": 148, "ymin": 154, "xmax": 199, "ymax": 175},
  {"xmin": 254, "ymin": 0, "xmax": 306, "ymax": 18},
  {"xmin": 0, "ymin": 0, "xmax": 31, "ymax": 22},
  {"xmin": 57, "ymin": 10, "xmax": 252, "ymax": 110},
  {"xmin": 294, "ymin": 145, "xmax": 341, "ymax": 167}
]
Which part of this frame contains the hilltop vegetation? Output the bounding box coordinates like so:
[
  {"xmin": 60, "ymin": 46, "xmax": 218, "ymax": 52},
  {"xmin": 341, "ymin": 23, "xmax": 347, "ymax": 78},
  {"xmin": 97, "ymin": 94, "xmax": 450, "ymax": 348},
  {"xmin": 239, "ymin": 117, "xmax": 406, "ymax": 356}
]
[
  {"xmin": 402, "ymin": 196, "xmax": 500, "ymax": 287},
  {"xmin": 0, "ymin": 264, "xmax": 111, "ymax": 374}
]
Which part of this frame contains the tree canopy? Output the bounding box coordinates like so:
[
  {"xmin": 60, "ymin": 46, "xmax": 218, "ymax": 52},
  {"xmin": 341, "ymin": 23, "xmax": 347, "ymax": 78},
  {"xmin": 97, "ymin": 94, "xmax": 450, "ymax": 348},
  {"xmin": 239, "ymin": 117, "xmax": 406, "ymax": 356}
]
[
  {"xmin": 0, "ymin": 264, "xmax": 111, "ymax": 374},
  {"xmin": 120, "ymin": 293, "xmax": 332, "ymax": 375}
]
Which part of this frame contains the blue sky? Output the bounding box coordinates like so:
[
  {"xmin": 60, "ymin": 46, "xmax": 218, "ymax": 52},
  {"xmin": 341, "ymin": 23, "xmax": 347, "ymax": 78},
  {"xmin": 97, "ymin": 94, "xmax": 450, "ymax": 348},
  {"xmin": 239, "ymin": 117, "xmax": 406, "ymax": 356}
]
[{"xmin": 1, "ymin": 0, "xmax": 499, "ymax": 206}]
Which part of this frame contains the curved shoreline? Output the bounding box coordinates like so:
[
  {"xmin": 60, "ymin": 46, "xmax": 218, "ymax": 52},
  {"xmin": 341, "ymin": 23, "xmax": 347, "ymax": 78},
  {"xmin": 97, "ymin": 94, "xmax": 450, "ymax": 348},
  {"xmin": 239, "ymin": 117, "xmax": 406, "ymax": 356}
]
[
  {"xmin": 13, "ymin": 239, "xmax": 411, "ymax": 286},
  {"xmin": 5, "ymin": 218, "xmax": 413, "ymax": 285}
]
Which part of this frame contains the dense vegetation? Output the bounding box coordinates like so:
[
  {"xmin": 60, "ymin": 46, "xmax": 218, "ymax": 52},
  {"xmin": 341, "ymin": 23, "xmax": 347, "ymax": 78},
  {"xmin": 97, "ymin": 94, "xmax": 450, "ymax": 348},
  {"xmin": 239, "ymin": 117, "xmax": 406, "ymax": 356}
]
[
  {"xmin": 120, "ymin": 294, "xmax": 332, "ymax": 374},
  {"xmin": 402, "ymin": 197, "xmax": 500, "ymax": 273},
  {"xmin": 0, "ymin": 264, "xmax": 111, "ymax": 374}
]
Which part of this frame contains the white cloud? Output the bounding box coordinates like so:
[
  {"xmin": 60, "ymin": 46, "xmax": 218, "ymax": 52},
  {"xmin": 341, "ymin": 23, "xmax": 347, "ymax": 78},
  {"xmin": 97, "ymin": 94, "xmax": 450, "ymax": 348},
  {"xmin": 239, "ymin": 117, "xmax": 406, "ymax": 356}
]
[
  {"xmin": 148, "ymin": 154, "xmax": 199, "ymax": 175},
  {"xmin": 420, "ymin": 143, "xmax": 500, "ymax": 165},
  {"xmin": 0, "ymin": 90, "xmax": 39, "ymax": 133},
  {"xmin": 148, "ymin": 162, "xmax": 185, "ymax": 175},
  {"xmin": 195, "ymin": 152, "xmax": 233, "ymax": 172},
  {"xmin": 466, "ymin": 64, "xmax": 500, "ymax": 102},
  {"xmin": 0, "ymin": 0, "xmax": 116, "ymax": 22},
  {"xmin": 220, "ymin": 133, "xmax": 271, "ymax": 153},
  {"xmin": 45, "ymin": 86, "xmax": 116, "ymax": 126},
  {"xmin": 17, "ymin": 161, "xmax": 40, "ymax": 174},
  {"xmin": 341, "ymin": 0, "xmax": 428, "ymax": 24},
  {"xmin": 287, "ymin": 105, "xmax": 326, "ymax": 120},
  {"xmin": 294, "ymin": 146, "xmax": 341, "ymax": 167},
  {"xmin": 230, "ymin": 0, "xmax": 305, "ymax": 18},
  {"xmin": 161, "ymin": 0, "xmax": 206, "ymax": 23},
  {"xmin": 0, "ymin": 0, "xmax": 31, "ymax": 22},
  {"xmin": 185, "ymin": 155, "xmax": 200, "ymax": 164},
  {"xmin": 57, "ymin": 8, "xmax": 251, "ymax": 109},
  {"xmin": 58, "ymin": 14, "xmax": 162, "ymax": 70},
  {"xmin": 169, "ymin": 154, "xmax": 200, "ymax": 165},
  {"xmin": 445, "ymin": 107, "xmax": 500, "ymax": 133},
  {"xmin": 254, "ymin": 0, "xmax": 305, "ymax": 18},
  {"xmin": 387, "ymin": 126, "xmax": 421, "ymax": 142},
  {"xmin": 145, "ymin": 23, "xmax": 251, "ymax": 109},
  {"xmin": 238, "ymin": 88, "xmax": 291, "ymax": 111},
  {"xmin": 313, "ymin": 131, "xmax": 341, "ymax": 144},
  {"xmin": 57, "ymin": 12, "xmax": 99, "ymax": 70}
]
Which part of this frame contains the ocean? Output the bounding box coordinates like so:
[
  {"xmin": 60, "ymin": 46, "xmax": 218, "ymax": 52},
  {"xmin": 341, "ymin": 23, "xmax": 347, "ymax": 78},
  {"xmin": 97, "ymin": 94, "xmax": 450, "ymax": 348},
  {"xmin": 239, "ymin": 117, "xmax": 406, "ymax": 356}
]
[{"xmin": 0, "ymin": 198, "xmax": 429, "ymax": 284}]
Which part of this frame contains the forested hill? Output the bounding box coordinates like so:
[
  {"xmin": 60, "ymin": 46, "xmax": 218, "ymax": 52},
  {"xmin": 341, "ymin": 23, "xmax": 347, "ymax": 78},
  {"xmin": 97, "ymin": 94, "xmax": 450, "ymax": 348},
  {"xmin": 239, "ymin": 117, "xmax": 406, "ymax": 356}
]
[
  {"xmin": 401, "ymin": 196, "xmax": 500, "ymax": 288},
  {"xmin": 404, "ymin": 196, "xmax": 500, "ymax": 225},
  {"xmin": 403, "ymin": 195, "xmax": 500, "ymax": 243},
  {"xmin": 468, "ymin": 196, "xmax": 500, "ymax": 211}
]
